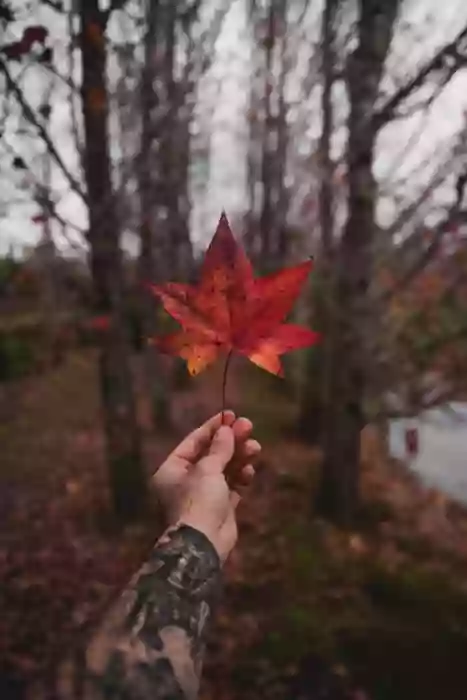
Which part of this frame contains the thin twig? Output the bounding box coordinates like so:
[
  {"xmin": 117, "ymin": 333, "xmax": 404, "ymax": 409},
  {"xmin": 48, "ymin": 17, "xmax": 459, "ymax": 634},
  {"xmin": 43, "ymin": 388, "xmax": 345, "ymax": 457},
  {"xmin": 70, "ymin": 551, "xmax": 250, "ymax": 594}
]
[
  {"xmin": 0, "ymin": 137, "xmax": 86, "ymax": 249},
  {"xmin": 374, "ymin": 23, "xmax": 467, "ymax": 128},
  {"xmin": 221, "ymin": 349, "xmax": 234, "ymax": 424},
  {"xmin": 0, "ymin": 59, "xmax": 86, "ymax": 202}
]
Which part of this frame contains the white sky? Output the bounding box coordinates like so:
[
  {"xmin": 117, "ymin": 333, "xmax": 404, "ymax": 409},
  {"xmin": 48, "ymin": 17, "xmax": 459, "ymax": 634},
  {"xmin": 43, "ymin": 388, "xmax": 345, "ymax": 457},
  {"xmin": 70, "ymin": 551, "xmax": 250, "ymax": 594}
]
[{"xmin": 1, "ymin": 0, "xmax": 467, "ymax": 257}]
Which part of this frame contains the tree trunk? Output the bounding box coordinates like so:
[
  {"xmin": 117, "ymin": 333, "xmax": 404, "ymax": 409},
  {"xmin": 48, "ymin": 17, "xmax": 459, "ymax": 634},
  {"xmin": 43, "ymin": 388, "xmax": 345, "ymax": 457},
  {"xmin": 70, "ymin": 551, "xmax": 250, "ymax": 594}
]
[
  {"xmin": 298, "ymin": 0, "xmax": 338, "ymax": 444},
  {"xmin": 258, "ymin": 0, "xmax": 276, "ymax": 268},
  {"xmin": 138, "ymin": 0, "xmax": 171, "ymax": 430},
  {"xmin": 317, "ymin": 0, "xmax": 400, "ymax": 525},
  {"xmin": 170, "ymin": 7, "xmax": 196, "ymax": 282},
  {"xmin": 79, "ymin": 2, "xmax": 146, "ymax": 521},
  {"xmin": 275, "ymin": 15, "xmax": 290, "ymax": 265}
]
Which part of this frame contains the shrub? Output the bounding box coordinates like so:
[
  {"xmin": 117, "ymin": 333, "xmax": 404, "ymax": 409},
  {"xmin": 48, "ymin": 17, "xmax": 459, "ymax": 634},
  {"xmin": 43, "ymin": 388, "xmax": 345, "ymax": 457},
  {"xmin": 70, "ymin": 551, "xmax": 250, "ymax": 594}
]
[{"xmin": 0, "ymin": 333, "xmax": 35, "ymax": 381}]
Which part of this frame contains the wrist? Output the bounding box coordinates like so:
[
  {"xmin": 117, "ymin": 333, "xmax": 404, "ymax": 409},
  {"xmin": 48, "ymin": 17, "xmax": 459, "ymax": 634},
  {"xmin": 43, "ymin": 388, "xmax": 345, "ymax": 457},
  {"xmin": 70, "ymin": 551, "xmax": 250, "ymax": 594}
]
[
  {"xmin": 152, "ymin": 523, "xmax": 222, "ymax": 600},
  {"xmin": 177, "ymin": 517, "xmax": 221, "ymax": 557}
]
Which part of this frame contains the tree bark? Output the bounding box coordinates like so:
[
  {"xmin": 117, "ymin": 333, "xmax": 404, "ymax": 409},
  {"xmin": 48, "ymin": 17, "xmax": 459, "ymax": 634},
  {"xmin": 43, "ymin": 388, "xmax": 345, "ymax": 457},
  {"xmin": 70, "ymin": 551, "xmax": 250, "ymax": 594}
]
[
  {"xmin": 169, "ymin": 3, "xmax": 197, "ymax": 282},
  {"xmin": 298, "ymin": 0, "xmax": 338, "ymax": 444},
  {"xmin": 317, "ymin": 0, "xmax": 400, "ymax": 525},
  {"xmin": 79, "ymin": 1, "xmax": 146, "ymax": 521},
  {"xmin": 258, "ymin": 0, "xmax": 276, "ymax": 268},
  {"xmin": 245, "ymin": 0, "xmax": 264, "ymax": 262},
  {"xmin": 138, "ymin": 0, "xmax": 171, "ymax": 429}
]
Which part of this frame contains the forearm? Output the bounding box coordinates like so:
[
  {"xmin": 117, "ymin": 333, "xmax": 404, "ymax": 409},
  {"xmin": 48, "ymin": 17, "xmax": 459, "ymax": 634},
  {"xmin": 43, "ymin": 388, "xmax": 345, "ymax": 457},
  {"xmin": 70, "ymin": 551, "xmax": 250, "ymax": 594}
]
[{"xmin": 60, "ymin": 524, "xmax": 222, "ymax": 700}]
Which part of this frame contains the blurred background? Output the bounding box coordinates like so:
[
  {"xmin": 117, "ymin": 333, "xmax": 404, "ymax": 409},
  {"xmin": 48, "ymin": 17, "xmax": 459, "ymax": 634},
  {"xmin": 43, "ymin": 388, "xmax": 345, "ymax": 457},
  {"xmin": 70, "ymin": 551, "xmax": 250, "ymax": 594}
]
[{"xmin": 2, "ymin": 0, "xmax": 467, "ymax": 698}]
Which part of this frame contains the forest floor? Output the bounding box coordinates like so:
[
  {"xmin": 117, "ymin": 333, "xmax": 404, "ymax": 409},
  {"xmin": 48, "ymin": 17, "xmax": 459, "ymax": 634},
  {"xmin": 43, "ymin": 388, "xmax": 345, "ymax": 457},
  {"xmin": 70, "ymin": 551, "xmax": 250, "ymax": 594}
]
[{"xmin": 2, "ymin": 351, "xmax": 467, "ymax": 700}]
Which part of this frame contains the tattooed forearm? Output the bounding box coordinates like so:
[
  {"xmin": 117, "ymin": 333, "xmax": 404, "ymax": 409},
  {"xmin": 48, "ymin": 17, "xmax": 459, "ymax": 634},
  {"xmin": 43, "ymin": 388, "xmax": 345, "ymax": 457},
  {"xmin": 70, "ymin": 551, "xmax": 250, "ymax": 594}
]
[{"xmin": 58, "ymin": 525, "xmax": 222, "ymax": 700}]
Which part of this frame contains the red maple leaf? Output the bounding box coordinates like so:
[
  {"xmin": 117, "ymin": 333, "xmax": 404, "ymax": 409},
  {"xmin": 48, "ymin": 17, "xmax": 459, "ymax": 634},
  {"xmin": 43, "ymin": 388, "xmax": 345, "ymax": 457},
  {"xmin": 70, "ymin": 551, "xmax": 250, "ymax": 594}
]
[{"xmin": 150, "ymin": 212, "xmax": 320, "ymax": 377}]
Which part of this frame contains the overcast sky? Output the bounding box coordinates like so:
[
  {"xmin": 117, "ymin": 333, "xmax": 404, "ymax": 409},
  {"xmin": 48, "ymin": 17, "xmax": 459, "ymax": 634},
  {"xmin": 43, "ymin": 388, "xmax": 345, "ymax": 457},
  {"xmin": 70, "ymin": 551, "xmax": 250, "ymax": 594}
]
[{"xmin": 1, "ymin": 0, "xmax": 467, "ymax": 257}]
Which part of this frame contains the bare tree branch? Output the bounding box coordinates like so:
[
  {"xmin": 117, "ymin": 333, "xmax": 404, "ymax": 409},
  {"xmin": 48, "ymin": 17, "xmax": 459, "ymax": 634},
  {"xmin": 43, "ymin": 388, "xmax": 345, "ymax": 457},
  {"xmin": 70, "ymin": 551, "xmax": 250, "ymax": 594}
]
[
  {"xmin": 385, "ymin": 205, "xmax": 459, "ymax": 302},
  {"xmin": 40, "ymin": 0, "xmax": 64, "ymax": 12},
  {"xmin": 66, "ymin": 8, "xmax": 84, "ymax": 169},
  {"xmin": 381, "ymin": 141, "xmax": 462, "ymax": 247},
  {"xmin": 41, "ymin": 62, "xmax": 80, "ymax": 95},
  {"xmin": 196, "ymin": 0, "xmax": 234, "ymax": 76},
  {"xmin": 0, "ymin": 59, "xmax": 86, "ymax": 202},
  {"xmin": 1, "ymin": 137, "xmax": 86, "ymax": 251},
  {"xmin": 379, "ymin": 166, "xmax": 467, "ymax": 305},
  {"xmin": 374, "ymin": 23, "xmax": 467, "ymax": 128}
]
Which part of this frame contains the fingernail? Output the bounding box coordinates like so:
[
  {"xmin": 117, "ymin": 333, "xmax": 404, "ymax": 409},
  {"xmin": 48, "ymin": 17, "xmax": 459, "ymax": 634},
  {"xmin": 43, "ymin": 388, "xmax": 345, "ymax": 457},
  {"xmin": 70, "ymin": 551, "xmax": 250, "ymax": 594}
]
[{"xmin": 221, "ymin": 410, "xmax": 235, "ymax": 424}]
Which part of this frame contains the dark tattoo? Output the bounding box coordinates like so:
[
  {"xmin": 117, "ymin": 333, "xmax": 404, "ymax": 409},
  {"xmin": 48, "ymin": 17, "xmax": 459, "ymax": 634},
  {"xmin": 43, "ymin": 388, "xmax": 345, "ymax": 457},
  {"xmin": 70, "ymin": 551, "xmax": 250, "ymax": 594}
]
[{"xmin": 55, "ymin": 525, "xmax": 222, "ymax": 700}]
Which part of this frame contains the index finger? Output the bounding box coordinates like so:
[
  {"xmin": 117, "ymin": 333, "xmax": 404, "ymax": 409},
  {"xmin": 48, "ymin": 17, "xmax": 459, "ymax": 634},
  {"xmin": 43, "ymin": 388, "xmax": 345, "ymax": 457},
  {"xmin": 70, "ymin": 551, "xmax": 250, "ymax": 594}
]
[{"xmin": 172, "ymin": 410, "xmax": 236, "ymax": 461}]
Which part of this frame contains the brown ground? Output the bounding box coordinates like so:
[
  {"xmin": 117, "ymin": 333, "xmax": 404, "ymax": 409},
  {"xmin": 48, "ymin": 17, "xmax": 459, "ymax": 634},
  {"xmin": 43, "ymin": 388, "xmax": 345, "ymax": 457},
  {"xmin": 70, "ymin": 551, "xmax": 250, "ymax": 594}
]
[{"xmin": 3, "ymin": 351, "xmax": 467, "ymax": 700}]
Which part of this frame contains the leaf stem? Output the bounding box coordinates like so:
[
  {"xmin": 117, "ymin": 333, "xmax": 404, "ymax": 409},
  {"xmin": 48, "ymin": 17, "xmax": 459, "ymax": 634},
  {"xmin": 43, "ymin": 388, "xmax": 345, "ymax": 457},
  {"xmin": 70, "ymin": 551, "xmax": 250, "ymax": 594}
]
[{"xmin": 221, "ymin": 349, "xmax": 234, "ymax": 424}]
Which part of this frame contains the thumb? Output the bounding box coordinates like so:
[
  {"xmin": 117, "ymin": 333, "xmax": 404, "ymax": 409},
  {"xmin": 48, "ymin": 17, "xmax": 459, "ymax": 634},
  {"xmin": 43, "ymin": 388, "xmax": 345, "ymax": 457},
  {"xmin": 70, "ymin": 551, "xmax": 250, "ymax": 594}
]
[{"xmin": 197, "ymin": 425, "xmax": 235, "ymax": 473}]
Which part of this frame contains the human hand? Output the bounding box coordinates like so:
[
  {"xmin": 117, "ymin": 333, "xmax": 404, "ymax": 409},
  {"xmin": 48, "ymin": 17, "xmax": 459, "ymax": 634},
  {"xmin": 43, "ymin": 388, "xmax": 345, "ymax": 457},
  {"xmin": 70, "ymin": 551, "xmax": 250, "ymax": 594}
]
[{"xmin": 152, "ymin": 411, "xmax": 261, "ymax": 563}]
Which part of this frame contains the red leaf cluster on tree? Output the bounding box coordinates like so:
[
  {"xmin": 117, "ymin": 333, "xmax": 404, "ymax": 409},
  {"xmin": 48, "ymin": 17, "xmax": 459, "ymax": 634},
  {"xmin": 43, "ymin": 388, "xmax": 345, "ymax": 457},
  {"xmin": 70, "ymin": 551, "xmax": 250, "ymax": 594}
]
[
  {"xmin": 1, "ymin": 25, "xmax": 48, "ymax": 61},
  {"xmin": 31, "ymin": 213, "xmax": 47, "ymax": 225}
]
